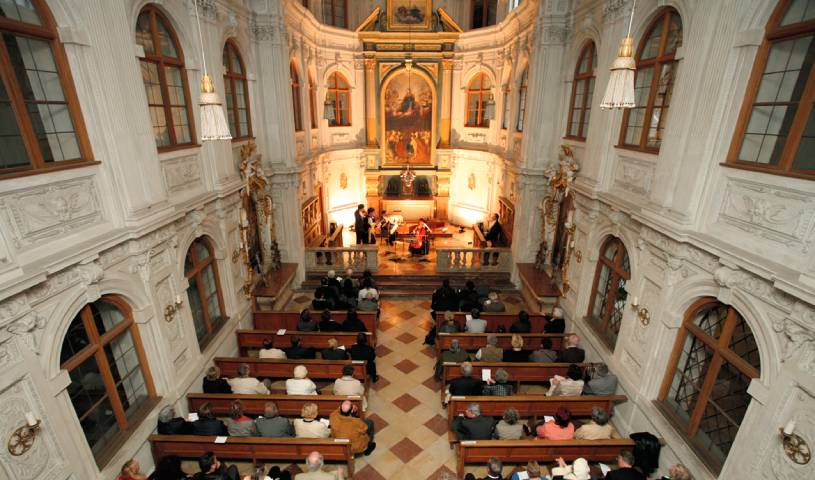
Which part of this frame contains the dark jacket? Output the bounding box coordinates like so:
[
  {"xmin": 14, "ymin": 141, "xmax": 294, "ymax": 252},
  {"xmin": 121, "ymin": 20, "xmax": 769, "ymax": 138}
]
[
  {"xmin": 297, "ymin": 318, "xmax": 319, "ymax": 332},
  {"xmin": 285, "ymin": 345, "xmax": 316, "ymax": 359},
  {"xmin": 312, "ymin": 298, "xmax": 334, "ymax": 310},
  {"xmin": 432, "ymin": 287, "xmax": 459, "ymax": 311},
  {"xmin": 191, "ymin": 417, "xmax": 228, "ymax": 436},
  {"xmin": 202, "ymin": 377, "xmax": 231, "ymax": 394},
  {"xmin": 255, "ymin": 416, "xmax": 294, "ymax": 437},
  {"xmin": 158, "ymin": 417, "xmax": 192, "ymax": 435},
  {"xmin": 350, "ymin": 343, "xmax": 375, "ymax": 362},
  {"xmin": 319, "ymin": 319, "xmax": 342, "ymax": 332},
  {"xmin": 484, "ymin": 221, "xmax": 503, "ymax": 245},
  {"xmin": 342, "ymin": 318, "xmax": 367, "ymax": 332},
  {"xmin": 503, "ymin": 349, "xmax": 530, "ymax": 363},
  {"xmin": 321, "ymin": 348, "xmax": 350, "ymax": 360},
  {"xmin": 544, "ymin": 317, "xmax": 565, "ymax": 333},
  {"xmin": 449, "ymin": 376, "xmax": 485, "ymax": 396},
  {"xmin": 558, "ymin": 347, "xmax": 586, "ymax": 364},
  {"xmin": 509, "ymin": 321, "xmax": 531, "ymax": 333},
  {"xmin": 192, "ymin": 464, "xmax": 240, "ymax": 480},
  {"xmin": 604, "ymin": 467, "xmax": 647, "ymax": 480},
  {"xmin": 453, "ymin": 415, "xmax": 496, "ymax": 440}
]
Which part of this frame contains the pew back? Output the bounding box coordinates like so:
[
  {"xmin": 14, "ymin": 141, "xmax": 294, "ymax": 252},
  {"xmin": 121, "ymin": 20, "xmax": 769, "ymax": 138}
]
[
  {"xmin": 187, "ymin": 393, "xmax": 364, "ymax": 419},
  {"xmin": 214, "ymin": 357, "xmax": 368, "ymax": 391},
  {"xmin": 435, "ymin": 312, "xmax": 548, "ymax": 332},
  {"xmin": 435, "ymin": 333, "xmax": 566, "ymax": 356},
  {"xmin": 254, "ymin": 311, "xmax": 377, "ymax": 343},
  {"xmin": 446, "ymin": 395, "xmax": 627, "ymax": 427},
  {"xmin": 441, "ymin": 362, "xmax": 590, "ymax": 402},
  {"xmin": 236, "ymin": 330, "xmax": 370, "ymax": 356}
]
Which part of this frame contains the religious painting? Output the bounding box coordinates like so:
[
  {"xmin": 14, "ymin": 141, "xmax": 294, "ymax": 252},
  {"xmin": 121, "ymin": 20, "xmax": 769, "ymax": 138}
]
[
  {"xmin": 386, "ymin": 0, "xmax": 433, "ymax": 31},
  {"xmin": 382, "ymin": 69, "xmax": 435, "ymax": 165}
]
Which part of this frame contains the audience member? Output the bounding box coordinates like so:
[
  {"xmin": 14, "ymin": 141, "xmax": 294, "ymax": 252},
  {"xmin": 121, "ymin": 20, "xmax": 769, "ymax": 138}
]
[
  {"xmin": 339, "ymin": 278, "xmax": 358, "ymax": 308},
  {"xmin": 558, "ymin": 334, "xmax": 586, "ymax": 363},
  {"xmin": 329, "ymin": 400, "xmax": 376, "ymax": 455},
  {"xmin": 448, "ymin": 362, "xmax": 485, "ymax": 397},
  {"xmin": 258, "ymin": 337, "xmax": 287, "ymax": 359},
  {"xmin": 192, "ymin": 452, "xmax": 240, "ymax": 480},
  {"xmin": 481, "ymin": 457, "xmax": 504, "ymax": 480},
  {"xmin": 357, "ymin": 279, "xmax": 379, "ymax": 302},
  {"xmin": 458, "ymin": 281, "xmax": 480, "ymax": 311},
  {"xmin": 475, "ymin": 335, "xmax": 503, "ymax": 361},
  {"xmin": 349, "ymin": 332, "xmax": 377, "ymax": 382},
  {"xmin": 318, "ymin": 310, "xmax": 341, "ymax": 332},
  {"xmin": 583, "ymin": 362, "xmax": 618, "ymax": 396},
  {"xmin": 509, "ymin": 461, "xmax": 542, "ymax": 480},
  {"xmin": 503, "ymin": 334, "xmax": 530, "ymax": 362},
  {"xmin": 544, "ymin": 307, "xmax": 566, "ymax": 334},
  {"xmin": 265, "ymin": 465, "xmax": 292, "ymax": 480},
  {"xmin": 432, "ymin": 279, "xmax": 459, "ymax": 313},
  {"xmin": 297, "ymin": 309, "xmax": 319, "ymax": 332},
  {"xmin": 356, "ymin": 292, "xmax": 378, "ymax": 312},
  {"xmin": 435, "ymin": 339, "xmax": 470, "ymax": 380},
  {"xmin": 535, "ymin": 406, "xmax": 575, "ymax": 440},
  {"xmin": 494, "ymin": 407, "xmax": 527, "ymax": 440},
  {"xmin": 312, "ymin": 282, "xmax": 335, "ymax": 310},
  {"xmin": 293, "ymin": 403, "xmax": 330, "ymax": 438},
  {"xmin": 285, "ymin": 335, "xmax": 316, "ymax": 359},
  {"xmin": 147, "ymin": 455, "xmax": 189, "ymax": 480},
  {"xmin": 344, "ymin": 269, "xmax": 360, "ymax": 290},
  {"xmin": 341, "ymin": 309, "xmax": 367, "ymax": 332},
  {"xmin": 321, "ymin": 338, "xmax": 350, "ymax": 360},
  {"xmin": 203, "ymin": 366, "xmax": 231, "ymax": 394},
  {"xmin": 117, "ymin": 459, "xmax": 147, "ymax": 480},
  {"xmin": 439, "ymin": 311, "xmax": 461, "ymax": 333},
  {"xmin": 550, "ymin": 457, "xmax": 590, "ymax": 480},
  {"xmin": 157, "ymin": 406, "xmax": 191, "ymax": 435},
  {"xmin": 667, "ymin": 464, "xmax": 693, "ymax": 480},
  {"xmin": 529, "ymin": 337, "xmax": 558, "ymax": 363},
  {"xmin": 333, "ymin": 364, "xmax": 365, "ymax": 397},
  {"xmin": 286, "ymin": 365, "xmax": 318, "ymax": 395},
  {"xmin": 482, "ymin": 368, "xmax": 513, "ymax": 396},
  {"xmin": 547, "ymin": 364, "xmax": 585, "ymax": 397},
  {"xmin": 225, "ymin": 400, "xmax": 256, "ymax": 437},
  {"xmin": 604, "ymin": 450, "xmax": 646, "ymax": 480},
  {"xmin": 228, "ymin": 363, "xmax": 270, "ymax": 394},
  {"xmin": 361, "ymin": 270, "xmax": 377, "ymax": 289},
  {"xmin": 191, "ymin": 403, "xmax": 228, "ymax": 436},
  {"xmin": 482, "ymin": 291, "xmax": 506, "ymax": 312},
  {"xmin": 452, "ymin": 402, "xmax": 496, "ymax": 440},
  {"xmin": 294, "ymin": 451, "xmax": 346, "ymax": 480},
  {"xmin": 325, "ymin": 270, "xmax": 341, "ymax": 294},
  {"xmin": 574, "ymin": 407, "xmax": 620, "ymax": 440},
  {"xmin": 509, "ymin": 310, "xmax": 532, "ymax": 333},
  {"xmin": 255, "ymin": 402, "xmax": 294, "ymax": 438},
  {"xmin": 465, "ymin": 309, "xmax": 487, "ymax": 333}
]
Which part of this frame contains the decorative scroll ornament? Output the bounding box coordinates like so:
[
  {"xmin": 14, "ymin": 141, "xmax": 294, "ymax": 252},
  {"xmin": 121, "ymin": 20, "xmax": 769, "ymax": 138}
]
[{"xmin": 537, "ymin": 145, "xmax": 580, "ymax": 277}]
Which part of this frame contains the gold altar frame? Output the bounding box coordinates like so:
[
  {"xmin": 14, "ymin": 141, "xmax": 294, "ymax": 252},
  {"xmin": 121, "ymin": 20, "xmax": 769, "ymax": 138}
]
[
  {"xmin": 386, "ymin": 0, "xmax": 433, "ymax": 31},
  {"xmin": 380, "ymin": 66, "xmax": 437, "ymax": 166}
]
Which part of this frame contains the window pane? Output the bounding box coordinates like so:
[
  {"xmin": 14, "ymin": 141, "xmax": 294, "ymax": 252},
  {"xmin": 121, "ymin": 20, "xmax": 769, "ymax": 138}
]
[
  {"xmin": 187, "ymin": 276, "xmax": 208, "ymax": 342},
  {"xmin": 641, "ymin": 21, "xmax": 665, "ymax": 60},
  {"xmin": 592, "ymin": 264, "xmax": 612, "ymax": 318},
  {"xmin": 728, "ymin": 315, "xmax": 761, "ymax": 371},
  {"xmin": 0, "ymin": 0, "xmax": 41, "ymax": 25},
  {"xmin": 695, "ymin": 304, "xmax": 728, "ymax": 339},
  {"xmin": 171, "ymin": 107, "xmax": 190, "ymax": 144},
  {"xmin": 607, "ymin": 277, "xmax": 627, "ymax": 340},
  {"xmin": 224, "ymin": 78, "xmax": 236, "ymax": 136},
  {"xmin": 603, "ymin": 241, "xmax": 618, "ymax": 260},
  {"xmin": 793, "ymin": 105, "xmax": 815, "ymax": 170},
  {"xmin": 665, "ymin": 13, "xmax": 683, "ymax": 54},
  {"xmin": 667, "ymin": 336, "xmax": 711, "ymax": 421},
  {"xmin": 338, "ymin": 92, "xmax": 349, "ymax": 125},
  {"xmin": 695, "ymin": 361, "xmax": 752, "ymax": 464},
  {"xmin": 90, "ymin": 301, "xmax": 126, "ymax": 337},
  {"xmin": 756, "ymin": 36, "xmax": 813, "ymax": 103},
  {"xmin": 781, "ymin": 0, "xmax": 815, "ymax": 26},
  {"xmin": 135, "ymin": 12, "xmax": 154, "ymax": 54},
  {"xmin": 155, "ymin": 17, "xmax": 178, "ymax": 58},
  {"xmin": 103, "ymin": 330, "xmax": 148, "ymax": 417},
  {"xmin": 60, "ymin": 315, "xmax": 91, "ymax": 365},
  {"xmin": 0, "ymin": 80, "xmax": 29, "ymax": 169},
  {"xmin": 66, "ymin": 355, "xmax": 119, "ymax": 455},
  {"xmin": 193, "ymin": 239, "xmax": 211, "ymax": 262},
  {"xmin": 229, "ymin": 48, "xmax": 243, "ymax": 75}
]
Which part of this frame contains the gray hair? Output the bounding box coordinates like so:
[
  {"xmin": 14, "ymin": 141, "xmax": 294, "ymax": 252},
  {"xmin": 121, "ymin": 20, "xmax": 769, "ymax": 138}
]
[
  {"xmin": 264, "ymin": 402, "xmax": 279, "ymax": 418},
  {"xmin": 595, "ymin": 363, "xmax": 609, "ymax": 377},
  {"xmin": 305, "ymin": 451, "xmax": 324, "ymax": 472},
  {"xmin": 158, "ymin": 406, "xmax": 175, "ymax": 423},
  {"xmin": 591, "ymin": 406, "xmax": 609, "ymax": 425},
  {"xmin": 238, "ymin": 363, "xmax": 251, "ymax": 377},
  {"xmin": 502, "ymin": 407, "xmax": 519, "ymax": 425},
  {"xmin": 450, "ymin": 339, "xmax": 461, "ymax": 353},
  {"xmin": 461, "ymin": 362, "xmax": 473, "ymax": 376},
  {"xmin": 467, "ymin": 402, "xmax": 481, "ymax": 416},
  {"xmin": 488, "ymin": 457, "xmax": 503, "ymax": 475},
  {"xmin": 487, "ymin": 335, "xmax": 498, "ymax": 346},
  {"xmin": 495, "ymin": 368, "xmax": 509, "ymax": 383},
  {"xmin": 327, "ymin": 270, "xmax": 336, "ymax": 278}
]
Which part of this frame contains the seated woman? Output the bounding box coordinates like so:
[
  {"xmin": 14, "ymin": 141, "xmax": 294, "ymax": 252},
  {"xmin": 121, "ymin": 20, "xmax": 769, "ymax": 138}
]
[
  {"xmin": 157, "ymin": 406, "xmax": 191, "ymax": 435},
  {"xmin": 322, "ymin": 338, "xmax": 350, "ymax": 360},
  {"xmin": 339, "ymin": 278, "xmax": 358, "ymax": 308},
  {"xmin": 357, "ymin": 279, "xmax": 379, "ymax": 303},
  {"xmin": 296, "ymin": 308, "xmax": 318, "ymax": 332},
  {"xmin": 535, "ymin": 407, "xmax": 575, "ymax": 440},
  {"xmin": 225, "ymin": 400, "xmax": 256, "ymax": 437},
  {"xmin": 409, "ymin": 218, "xmax": 431, "ymax": 256},
  {"xmin": 228, "ymin": 363, "xmax": 270, "ymax": 395},
  {"xmin": 117, "ymin": 459, "xmax": 147, "ymax": 480},
  {"xmin": 482, "ymin": 368, "xmax": 514, "ymax": 396},
  {"xmin": 546, "ymin": 364, "xmax": 585, "ymax": 397},
  {"xmin": 318, "ymin": 310, "xmax": 341, "ymax": 332},
  {"xmin": 202, "ymin": 365, "xmax": 231, "ymax": 394},
  {"xmin": 503, "ymin": 334, "xmax": 530, "ymax": 362},
  {"xmin": 147, "ymin": 455, "xmax": 188, "ymax": 480},
  {"xmin": 438, "ymin": 311, "xmax": 461, "ymax": 333},
  {"xmin": 341, "ymin": 308, "xmax": 367, "ymax": 332},
  {"xmin": 191, "ymin": 402, "xmax": 228, "ymax": 436},
  {"xmin": 350, "ymin": 332, "xmax": 378, "ymax": 382},
  {"xmin": 494, "ymin": 407, "xmax": 529, "ymax": 440},
  {"xmin": 286, "ymin": 365, "xmax": 318, "ymax": 395},
  {"xmin": 293, "ymin": 402, "xmax": 330, "ymax": 438},
  {"xmin": 550, "ymin": 457, "xmax": 591, "ymax": 480}
]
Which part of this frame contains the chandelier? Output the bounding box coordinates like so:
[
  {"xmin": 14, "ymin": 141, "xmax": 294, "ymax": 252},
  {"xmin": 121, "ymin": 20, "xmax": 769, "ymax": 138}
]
[{"xmin": 600, "ymin": 0, "xmax": 638, "ymax": 109}]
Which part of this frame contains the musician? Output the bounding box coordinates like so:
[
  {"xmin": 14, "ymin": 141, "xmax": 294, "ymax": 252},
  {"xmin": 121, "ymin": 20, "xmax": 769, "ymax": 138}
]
[
  {"xmin": 354, "ymin": 204, "xmax": 366, "ymax": 244},
  {"xmin": 485, "ymin": 213, "xmax": 504, "ymax": 247},
  {"xmin": 379, "ymin": 210, "xmax": 399, "ymax": 246},
  {"xmin": 366, "ymin": 208, "xmax": 377, "ymax": 244},
  {"xmin": 409, "ymin": 218, "xmax": 431, "ymax": 256}
]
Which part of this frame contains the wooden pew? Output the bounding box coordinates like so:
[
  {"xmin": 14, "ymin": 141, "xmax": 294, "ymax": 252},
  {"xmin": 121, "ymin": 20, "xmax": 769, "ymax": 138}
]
[
  {"xmin": 441, "ymin": 362, "xmax": 591, "ymax": 402},
  {"xmin": 214, "ymin": 357, "xmax": 369, "ymax": 391},
  {"xmin": 446, "ymin": 395, "xmax": 627, "ymax": 428},
  {"xmin": 254, "ymin": 310, "xmax": 378, "ymax": 344},
  {"xmin": 435, "ymin": 333, "xmax": 566, "ymax": 356},
  {"xmin": 188, "ymin": 393, "xmax": 364, "ymax": 419},
  {"xmin": 434, "ymin": 312, "xmax": 549, "ymax": 333},
  {"xmin": 236, "ymin": 330, "xmax": 371, "ymax": 356},
  {"xmin": 455, "ymin": 439, "xmax": 636, "ymax": 477},
  {"xmin": 150, "ymin": 435, "xmax": 356, "ymax": 476}
]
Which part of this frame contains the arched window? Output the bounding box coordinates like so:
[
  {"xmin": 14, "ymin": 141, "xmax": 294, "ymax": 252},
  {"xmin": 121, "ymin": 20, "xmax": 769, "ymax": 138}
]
[
  {"xmin": 466, "ymin": 72, "xmax": 492, "ymax": 128},
  {"xmin": 501, "ymin": 77, "xmax": 512, "ymax": 130},
  {"xmin": 222, "ymin": 40, "xmax": 251, "ymax": 140},
  {"xmin": 587, "ymin": 236, "xmax": 630, "ymax": 349},
  {"xmin": 727, "ymin": 0, "xmax": 815, "ymax": 177},
  {"xmin": 0, "ymin": 0, "xmax": 93, "ymax": 176},
  {"xmin": 326, "ymin": 72, "xmax": 351, "ymax": 127},
  {"xmin": 566, "ymin": 41, "xmax": 597, "ymax": 140},
  {"xmin": 322, "ymin": 0, "xmax": 348, "ymax": 28},
  {"xmin": 658, "ymin": 299, "xmax": 761, "ymax": 473},
  {"xmin": 471, "ymin": 0, "xmax": 498, "ymax": 29},
  {"xmin": 516, "ymin": 68, "xmax": 528, "ymax": 131},
  {"xmin": 136, "ymin": 5, "xmax": 195, "ymax": 149},
  {"xmin": 290, "ymin": 62, "xmax": 303, "ymax": 132},
  {"xmin": 619, "ymin": 8, "xmax": 682, "ymax": 152},
  {"xmin": 185, "ymin": 237, "xmax": 227, "ymax": 348},
  {"xmin": 308, "ymin": 72, "xmax": 317, "ymax": 129},
  {"xmin": 61, "ymin": 296, "xmax": 155, "ymax": 466}
]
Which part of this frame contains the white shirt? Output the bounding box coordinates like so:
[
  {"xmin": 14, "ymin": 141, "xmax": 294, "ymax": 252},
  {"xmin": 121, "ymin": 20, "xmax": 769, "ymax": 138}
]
[
  {"xmin": 286, "ymin": 378, "xmax": 318, "ymax": 395},
  {"xmin": 358, "ymin": 287, "xmax": 379, "ymax": 302},
  {"xmin": 258, "ymin": 348, "xmax": 287, "ymax": 359},
  {"xmin": 228, "ymin": 377, "xmax": 269, "ymax": 395}
]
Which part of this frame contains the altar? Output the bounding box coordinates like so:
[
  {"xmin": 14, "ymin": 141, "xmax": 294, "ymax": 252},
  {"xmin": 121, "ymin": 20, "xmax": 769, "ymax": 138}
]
[{"xmin": 381, "ymin": 199, "xmax": 435, "ymax": 221}]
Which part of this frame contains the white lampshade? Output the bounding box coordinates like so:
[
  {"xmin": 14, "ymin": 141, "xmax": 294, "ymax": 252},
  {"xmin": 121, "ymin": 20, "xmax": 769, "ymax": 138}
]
[
  {"xmin": 600, "ymin": 37, "xmax": 637, "ymax": 110},
  {"xmin": 199, "ymin": 74, "xmax": 232, "ymax": 141}
]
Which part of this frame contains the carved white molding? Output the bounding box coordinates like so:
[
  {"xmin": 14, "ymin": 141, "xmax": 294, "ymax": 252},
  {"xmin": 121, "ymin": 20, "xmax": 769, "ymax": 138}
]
[
  {"xmin": 764, "ymin": 387, "xmax": 815, "ymax": 478},
  {"xmin": 161, "ymin": 155, "xmax": 203, "ymax": 194},
  {"xmin": 774, "ymin": 302, "xmax": 815, "ymax": 373},
  {"xmin": 0, "ymin": 176, "xmax": 103, "ymax": 249},
  {"xmin": 614, "ymin": 156, "xmax": 655, "ymax": 196}
]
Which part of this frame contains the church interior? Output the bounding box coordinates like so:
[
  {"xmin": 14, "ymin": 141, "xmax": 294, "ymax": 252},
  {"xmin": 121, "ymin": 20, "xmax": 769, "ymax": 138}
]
[{"xmin": 1, "ymin": 0, "xmax": 815, "ymax": 479}]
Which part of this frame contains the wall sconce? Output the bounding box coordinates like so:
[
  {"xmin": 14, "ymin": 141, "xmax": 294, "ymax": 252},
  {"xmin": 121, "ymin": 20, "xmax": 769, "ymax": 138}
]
[
  {"xmin": 231, "ymin": 249, "xmax": 241, "ymax": 263},
  {"xmin": 575, "ymin": 250, "xmax": 582, "ymax": 263},
  {"xmin": 780, "ymin": 420, "xmax": 811, "ymax": 465},
  {"xmin": 8, "ymin": 412, "xmax": 41, "ymax": 456},
  {"xmin": 164, "ymin": 295, "xmax": 184, "ymax": 322},
  {"xmin": 630, "ymin": 297, "xmax": 650, "ymax": 326}
]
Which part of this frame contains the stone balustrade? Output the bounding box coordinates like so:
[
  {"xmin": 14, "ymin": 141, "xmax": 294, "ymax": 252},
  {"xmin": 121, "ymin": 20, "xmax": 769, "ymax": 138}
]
[
  {"xmin": 436, "ymin": 247, "xmax": 513, "ymax": 273},
  {"xmin": 305, "ymin": 245, "xmax": 378, "ymax": 272}
]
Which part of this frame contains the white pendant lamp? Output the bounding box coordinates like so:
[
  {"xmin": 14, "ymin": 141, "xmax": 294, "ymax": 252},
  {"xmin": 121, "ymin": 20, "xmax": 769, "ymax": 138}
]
[
  {"xmin": 600, "ymin": 0, "xmax": 637, "ymax": 109},
  {"xmin": 194, "ymin": 1, "xmax": 231, "ymax": 141}
]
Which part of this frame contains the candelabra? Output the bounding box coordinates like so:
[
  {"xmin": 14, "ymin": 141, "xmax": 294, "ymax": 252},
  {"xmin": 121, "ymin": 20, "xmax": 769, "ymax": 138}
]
[
  {"xmin": 164, "ymin": 295, "xmax": 184, "ymax": 322},
  {"xmin": 7, "ymin": 413, "xmax": 40, "ymax": 456},
  {"xmin": 629, "ymin": 297, "xmax": 650, "ymax": 326}
]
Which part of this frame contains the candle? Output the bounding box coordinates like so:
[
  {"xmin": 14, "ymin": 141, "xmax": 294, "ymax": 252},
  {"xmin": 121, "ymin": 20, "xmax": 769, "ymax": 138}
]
[
  {"xmin": 176, "ymin": 294, "xmax": 182, "ymax": 305},
  {"xmin": 632, "ymin": 297, "xmax": 639, "ymax": 307},
  {"xmin": 567, "ymin": 208, "xmax": 574, "ymax": 224},
  {"xmin": 784, "ymin": 420, "xmax": 796, "ymax": 435},
  {"xmin": 25, "ymin": 412, "xmax": 37, "ymax": 427}
]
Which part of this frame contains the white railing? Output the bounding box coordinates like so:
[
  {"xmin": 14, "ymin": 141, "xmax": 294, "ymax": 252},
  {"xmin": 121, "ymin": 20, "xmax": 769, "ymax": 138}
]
[
  {"xmin": 305, "ymin": 245, "xmax": 378, "ymax": 273},
  {"xmin": 436, "ymin": 247, "xmax": 513, "ymax": 273}
]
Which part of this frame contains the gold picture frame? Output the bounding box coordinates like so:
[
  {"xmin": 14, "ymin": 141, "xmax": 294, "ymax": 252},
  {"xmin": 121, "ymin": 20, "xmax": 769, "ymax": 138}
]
[
  {"xmin": 386, "ymin": 0, "xmax": 433, "ymax": 31},
  {"xmin": 381, "ymin": 67, "xmax": 436, "ymax": 166}
]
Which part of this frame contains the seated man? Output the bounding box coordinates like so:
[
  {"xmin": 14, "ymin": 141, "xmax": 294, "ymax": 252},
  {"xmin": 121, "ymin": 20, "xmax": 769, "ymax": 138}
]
[
  {"xmin": 574, "ymin": 406, "xmax": 620, "ymax": 440},
  {"xmin": 544, "ymin": 307, "xmax": 566, "ymax": 333},
  {"xmin": 528, "ymin": 337, "xmax": 558, "ymax": 363},
  {"xmin": 157, "ymin": 405, "xmax": 191, "ymax": 435},
  {"xmin": 329, "ymin": 400, "xmax": 376, "ymax": 456},
  {"xmin": 321, "ymin": 338, "xmax": 349, "ymax": 360},
  {"xmin": 294, "ymin": 451, "xmax": 346, "ymax": 480},
  {"xmin": 192, "ymin": 452, "xmax": 240, "ymax": 480},
  {"xmin": 431, "ymin": 279, "xmax": 459, "ymax": 313},
  {"xmin": 356, "ymin": 291, "xmax": 378, "ymax": 312},
  {"xmin": 258, "ymin": 337, "xmax": 287, "ymax": 359},
  {"xmin": 447, "ymin": 362, "xmax": 485, "ymax": 400},
  {"xmin": 458, "ymin": 281, "xmax": 480, "ymax": 312},
  {"xmin": 333, "ymin": 364, "xmax": 365, "ymax": 397},
  {"xmin": 482, "ymin": 292, "xmax": 506, "ymax": 312},
  {"xmin": 435, "ymin": 339, "xmax": 470, "ymax": 380},
  {"xmin": 438, "ymin": 311, "xmax": 461, "ymax": 333},
  {"xmin": 228, "ymin": 363, "xmax": 270, "ymax": 394},
  {"xmin": 583, "ymin": 362, "xmax": 618, "ymax": 396},
  {"xmin": 324, "ymin": 270, "xmax": 342, "ymax": 299},
  {"xmin": 341, "ymin": 309, "xmax": 367, "ymax": 332},
  {"xmin": 465, "ymin": 309, "xmax": 487, "ymax": 333},
  {"xmin": 510, "ymin": 310, "xmax": 532, "ymax": 333},
  {"xmin": 312, "ymin": 288, "xmax": 334, "ymax": 311},
  {"xmin": 255, "ymin": 402, "xmax": 294, "ymax": 438},
  {"xmin": 285, "ymin": 336, "xmax": 316, "ymax": 359},
  {"xmin": 191, "ymin": 403, "xmax": 228, "ymax": 436},
  {"xmin": 318, "ymin": 310, "xmax": 341, "ymax": 332},
  {"xmin": 349, "ymin": 333, "xmax": 377, "ymax": 383},
  {"xmin": 481, "ymin": 457, "xmax": 504, "ymax": 480},
  {"xmin": 558, "ymin": 334, "xmax": 586, "ymax": 363},
  {"xmin": 475, "ymin": 335, "xmax": 503, "ymax": 361},
  {"xmin": 452, "ymin": 402, "xmax": 495, "ymax": 440},
  {"xmin": 604, "ymin": 450, "xmax": 647, "ymax": 480}
]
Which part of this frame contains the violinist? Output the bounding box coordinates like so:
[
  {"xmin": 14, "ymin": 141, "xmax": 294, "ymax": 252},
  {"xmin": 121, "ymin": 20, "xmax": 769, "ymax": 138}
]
[{"xmin": 409, "ymin": 218, "xmax": 431, "ymax": 256}]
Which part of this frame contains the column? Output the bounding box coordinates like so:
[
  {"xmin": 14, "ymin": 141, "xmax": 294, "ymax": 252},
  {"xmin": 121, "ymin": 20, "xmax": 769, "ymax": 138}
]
[
  {"xmin": 439, "ymin": 58, "xmax": 454, "ymax": 147},
  {"xmin": 271, "ymin": 169, "xmax": 306, "ymax": 285},
  {"xmin": 364, "ymin": 58, "xmax": 378, "ymax": 147}
]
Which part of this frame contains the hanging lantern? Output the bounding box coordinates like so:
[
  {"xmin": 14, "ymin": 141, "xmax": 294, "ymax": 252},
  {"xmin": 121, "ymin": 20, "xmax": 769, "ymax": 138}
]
[
  {"xmin": 600, "ymin": 0, "xmax": 638, "ymax": 110},
  {"xmin": 199, "ymin": 74, "xmax": 232, "ymax": 140}
]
